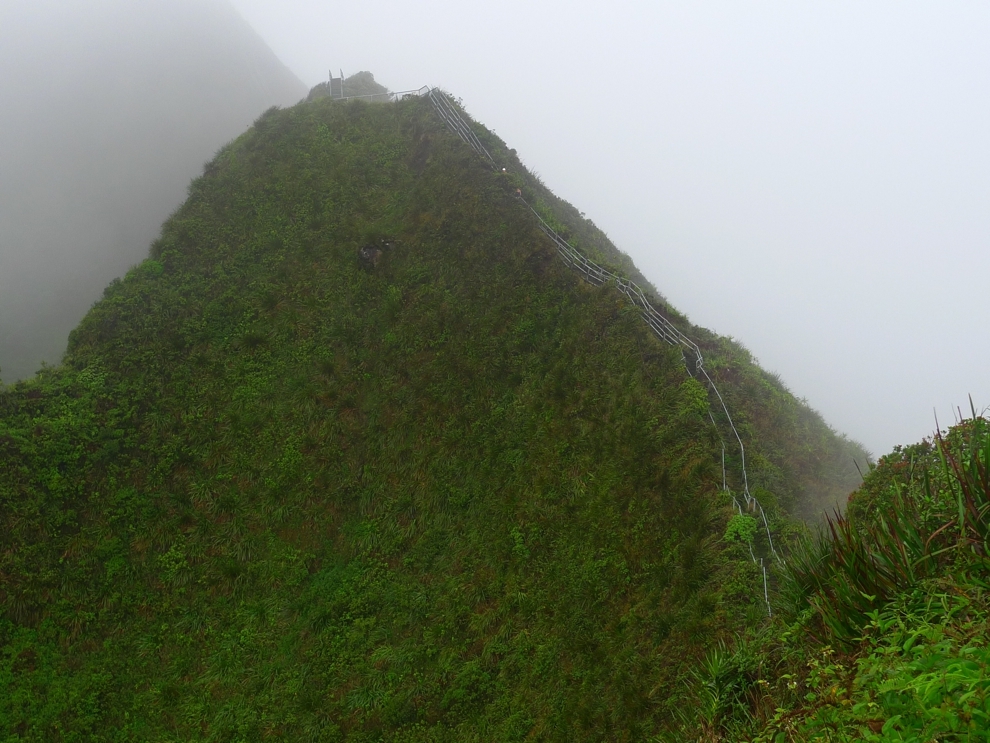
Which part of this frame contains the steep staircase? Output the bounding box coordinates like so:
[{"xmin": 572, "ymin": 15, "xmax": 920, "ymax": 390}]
[{"xmin": 423, "ymin": 88, "xmax": 779, "ymax": 611}]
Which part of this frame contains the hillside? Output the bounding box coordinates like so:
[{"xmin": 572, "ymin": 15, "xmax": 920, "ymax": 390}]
[
  {"xmin": 1, "ymin": 86, "xmax": 866, "ymax": 739},
  {"xmin": 0, "ymin": 0, "xmax": 306, "ymax": 383}
]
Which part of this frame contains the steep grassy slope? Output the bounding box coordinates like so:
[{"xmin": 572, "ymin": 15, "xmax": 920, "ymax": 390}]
[
  {"xmin": 1, "ymin": 92, "xmax": 862, "ymax": 740},
  {"xmin": 448, "ymin": 96, "xmax": 867, "ymax": 521}
]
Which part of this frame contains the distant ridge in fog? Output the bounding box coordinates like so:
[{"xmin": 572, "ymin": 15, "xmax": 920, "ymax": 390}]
[{"xmin": 0, "ymin": 0, "xmax": 306, "ymax": 382}]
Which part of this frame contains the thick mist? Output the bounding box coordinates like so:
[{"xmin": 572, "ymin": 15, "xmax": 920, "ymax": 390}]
[
  {"xmin": 230, "ymin": 0, "xmax": 990, "ymax": 457},
  {"xmin": 0, "ymin": 0, "xmax": 305, "ymax": 382}
]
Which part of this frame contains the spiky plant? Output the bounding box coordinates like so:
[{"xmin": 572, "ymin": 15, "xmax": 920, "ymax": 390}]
[{"xmin": 780, "ymin": 413, "xmax": 990, "ymax": 644}]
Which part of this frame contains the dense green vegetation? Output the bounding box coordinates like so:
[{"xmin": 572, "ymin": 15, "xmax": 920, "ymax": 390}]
[
  {"xmin": 2, "ymin": 86, "xmax": 867, "ymax": 739},
  {"xmin": 674, "ymin": 412, "xmax": 990, "ymax": 741}
]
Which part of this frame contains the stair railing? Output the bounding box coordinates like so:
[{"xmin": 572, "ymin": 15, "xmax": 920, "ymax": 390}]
[{"xmin": 424, "ymin": 88, "xmax": 779, "ymax": 612}]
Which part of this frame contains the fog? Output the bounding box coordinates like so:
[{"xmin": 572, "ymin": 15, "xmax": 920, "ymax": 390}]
[
  {"xmin": 227, "ymin": 0, "xmax": 990, "ymax": 457},
  {"xmin": 1, "ymin": 1, "xmax": 986, "ymax": 458},
  {"xmin": 0, "ymin": 0, "xmax": 304, "ymax": 382}
]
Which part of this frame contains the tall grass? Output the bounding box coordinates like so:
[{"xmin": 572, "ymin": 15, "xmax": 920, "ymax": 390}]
[{"xmin": 780, "ymin": 411, "xmax": 990, "ymax": 643}]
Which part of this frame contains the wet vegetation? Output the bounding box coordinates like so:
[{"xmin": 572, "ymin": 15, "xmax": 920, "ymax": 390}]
[
  {"xmin": 1, "ymin": 90, "xmax": 872, "ymax": 739},
  {"xmin": 677, "ymin": 410, "xmax": 990, "ymax": 741}
]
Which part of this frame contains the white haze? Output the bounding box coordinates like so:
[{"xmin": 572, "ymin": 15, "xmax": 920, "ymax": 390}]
[
  {"xmin": 229, "ymin": 0, "xmax": 990, "ymax": 458},
  {"xmin": 0, "ymin": 0, "xmax": 304, "ymax": 382}
]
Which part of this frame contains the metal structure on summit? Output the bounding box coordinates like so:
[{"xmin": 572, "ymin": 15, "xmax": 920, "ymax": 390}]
[
  {"xmin": 326, "ymin": 84, "xmax": 779, "ymax": 613},
  {"xmin": 329, "ymin": 70, "xmax": 344, "ymax": 100},
  {"xmin": 328, "ymin": 70, "xmax": 428, "ymax": 103}
]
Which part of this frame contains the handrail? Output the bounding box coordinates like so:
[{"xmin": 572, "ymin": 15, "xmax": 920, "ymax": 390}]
[
  {"xmin": 423, "ymin": 88, "xmax": 778, "ymax": 613},
  {"xmin": 335, "ymin": 86, "xmax": 431, "ymax": 103}
]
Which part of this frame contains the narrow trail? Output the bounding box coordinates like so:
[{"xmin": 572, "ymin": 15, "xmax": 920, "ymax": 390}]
[{"xmin": 422, "ymin": 88, "xmax": 778, "ymax": 612}]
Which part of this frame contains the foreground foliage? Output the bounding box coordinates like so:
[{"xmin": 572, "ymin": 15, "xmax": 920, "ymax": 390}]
[
  {"xmin": 682, "ymin": 413, "xmax": 990, "ymax": 741},
  {"xmin": 1, "ymin": 87, "xmax": 863, "ymax": 740}
]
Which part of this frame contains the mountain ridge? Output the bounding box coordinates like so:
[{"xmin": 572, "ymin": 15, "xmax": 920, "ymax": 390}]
[
  {"xmin": 423, "ymin": 87, "xmax": 868, "ymax": 521},
  {"xmin": 1, "ymin": 83, "xmax": 867, "ymax": 739}
]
